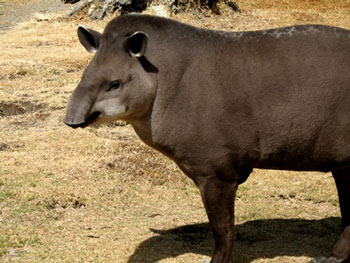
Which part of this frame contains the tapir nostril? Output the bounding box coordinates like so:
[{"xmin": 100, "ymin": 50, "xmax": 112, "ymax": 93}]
[{"xmin": 64, "ymin": 121, "xmax": 86, "ymax": 129}]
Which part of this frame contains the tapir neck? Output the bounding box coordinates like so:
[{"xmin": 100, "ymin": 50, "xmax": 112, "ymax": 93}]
[
  {"xmin": 129, "ymin": 112, "xmax": 175, "ymax": 159},
  {"xmin": 129, "ymin": 116, "xmax": 154, "ymax": 146}
]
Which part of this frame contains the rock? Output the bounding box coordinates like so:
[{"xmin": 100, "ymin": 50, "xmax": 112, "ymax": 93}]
[
  {"xmin": 67, "ymin": 0, "xmax": 92, "ymax": 16},
  {"xmin": 91, "ymin": 0, "xmax": 113, "ymax": 19},
  {"xmin": 9, "ymin": 249, "xmax": 18, "ymax": 257},
  {"xmin": 225, "ymin": 0, "xmax": 239, "ymax": 12},
  {"xmin": 151, "ymin": 4, "xmax": 170, "ymax": 17},
  {"xmin": 0, "ymin": 143, "xmax": 9, "ymax": 151},
  {"xmin": 88, "ymin": 4, "xmax": 96, "ymax": 16}
]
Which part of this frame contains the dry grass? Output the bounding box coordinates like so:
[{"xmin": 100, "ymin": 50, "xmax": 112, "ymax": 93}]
[{"xmin": 0, "ymin": 1, "xmax": 349, "ymax": 262}]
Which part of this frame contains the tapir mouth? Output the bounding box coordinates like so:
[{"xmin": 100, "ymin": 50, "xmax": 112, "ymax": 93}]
[{"xmin": 64, "ymin": 111, "xmax": 101, "ymax": 129}]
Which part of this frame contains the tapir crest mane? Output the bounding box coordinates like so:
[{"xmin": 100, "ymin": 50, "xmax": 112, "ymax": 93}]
[
  {"xmin": 103, "ymin": 14, "xmax": 201, "ymax": 39},
  {"xmin": 104, "ymin": 15, "xmax": 350, "ymax": 43}
]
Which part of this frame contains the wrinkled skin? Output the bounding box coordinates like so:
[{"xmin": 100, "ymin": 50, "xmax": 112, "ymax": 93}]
[{"xmin": 65, "ymin": 15, "xmax": 350, "ymax": 263}]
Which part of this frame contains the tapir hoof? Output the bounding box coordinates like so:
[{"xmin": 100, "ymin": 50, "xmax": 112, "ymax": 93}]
[{"xmin": 309, "ymin": 257, "xmax": 349, "ymax": 263}]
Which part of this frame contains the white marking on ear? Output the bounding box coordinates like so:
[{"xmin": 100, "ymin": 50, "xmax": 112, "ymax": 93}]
[
  {"xmin": 125, "ymin": 31, "xmax": 148, "ymax": 58},
  {"xmin": 77, "ymin": 25, "xmax": 99, "ymax": 54}
]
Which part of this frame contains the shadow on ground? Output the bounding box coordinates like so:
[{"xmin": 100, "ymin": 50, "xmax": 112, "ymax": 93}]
[{"xmin": 128, "ymin": 217, "xmax": 341, "ymax": 263}]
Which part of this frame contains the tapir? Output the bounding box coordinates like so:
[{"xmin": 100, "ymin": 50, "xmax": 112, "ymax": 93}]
[{"xmin": 64, "ymin": 14, "xmax": 350, "ymax": 263}]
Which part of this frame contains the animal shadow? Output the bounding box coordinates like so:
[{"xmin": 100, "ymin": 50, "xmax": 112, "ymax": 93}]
[{"xmin": 128, "ymin": 217, "xmax": 341, "ymax": 263}]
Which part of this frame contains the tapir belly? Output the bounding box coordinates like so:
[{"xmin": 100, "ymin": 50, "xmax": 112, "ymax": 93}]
[
  {"xmin": 251, "ymin": 109, "xmax": 350, "ymax": 172},
  {"xmin": 213, "ymin": 81, "xmax": 350, "ymax": 172}
]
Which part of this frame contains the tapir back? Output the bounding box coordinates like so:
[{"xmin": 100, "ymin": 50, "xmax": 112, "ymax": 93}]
[{"xmin": 149, "ymin": 24, "xmax": 350, "ymax": 172}]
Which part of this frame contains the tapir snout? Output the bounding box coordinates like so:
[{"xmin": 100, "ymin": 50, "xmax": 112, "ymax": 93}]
[{"xmin": 64, "ymin": 83, "xmax": 102, "ymax": 128}]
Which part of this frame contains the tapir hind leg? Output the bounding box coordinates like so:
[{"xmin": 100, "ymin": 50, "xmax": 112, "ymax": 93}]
[
  {"xmin": 312, "ymin": 168, "xmax": 350, "ymax": 263},
  {"xmin": 197, "ymin": 175, "xmax": 239, "ymax": 263},
  {"xmin": 330, "ymin": 168, "xmax": 350, "ymax": 262}
]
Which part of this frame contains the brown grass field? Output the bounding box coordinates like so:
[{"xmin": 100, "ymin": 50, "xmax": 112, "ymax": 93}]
[{"xmin": 1, "ymin": 0, "xmax": 350, "ymax": 262}]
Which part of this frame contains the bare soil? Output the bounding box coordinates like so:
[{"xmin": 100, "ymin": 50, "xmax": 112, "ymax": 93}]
[{"xmin": 0, "ymin": 0, "xmax": 76, "ymax": 31}]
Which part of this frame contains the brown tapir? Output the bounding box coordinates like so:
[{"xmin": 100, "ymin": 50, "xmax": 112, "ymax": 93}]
[{"xmin": 64, "ymin": 14, "xmax": 350, "ymax": 263}]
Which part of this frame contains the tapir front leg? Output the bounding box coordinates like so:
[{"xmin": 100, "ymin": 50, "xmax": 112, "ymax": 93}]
[{"xmin": 197, "ymin": 175, "xmax": 239, "ymax": 263}]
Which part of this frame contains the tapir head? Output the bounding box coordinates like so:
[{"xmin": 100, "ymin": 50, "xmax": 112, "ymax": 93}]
[{"xmin": 64, "ymin": 24, "xmax": 158, "ymax": 128}]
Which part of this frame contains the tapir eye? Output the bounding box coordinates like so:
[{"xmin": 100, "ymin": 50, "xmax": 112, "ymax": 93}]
[{"xmin": 107, "ymin": 80, "xmax": 122, "ymax": 92}]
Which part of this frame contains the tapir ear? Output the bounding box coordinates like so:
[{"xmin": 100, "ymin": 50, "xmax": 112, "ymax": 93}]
[
  {"xmin": 77, "ymin": 25, "xmax": 101, "ymax": 53},
  {"xmin": 125, "ymin": 31, "xmax": 148, "ymax": 58}
]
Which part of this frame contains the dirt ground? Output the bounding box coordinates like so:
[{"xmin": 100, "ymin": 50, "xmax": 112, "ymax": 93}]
[
  {"xmin": 0, "ymin": 0, "xmax": 77, "ymax": 31},
  {"xmin": 1, "ymin": 1, "xmax": 350, "ymax": 263}
]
